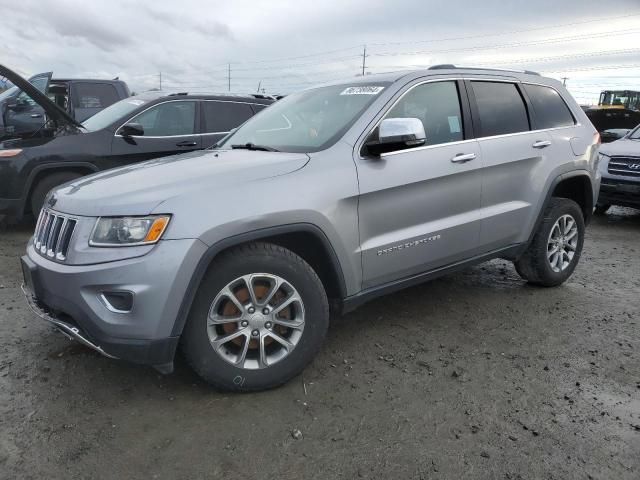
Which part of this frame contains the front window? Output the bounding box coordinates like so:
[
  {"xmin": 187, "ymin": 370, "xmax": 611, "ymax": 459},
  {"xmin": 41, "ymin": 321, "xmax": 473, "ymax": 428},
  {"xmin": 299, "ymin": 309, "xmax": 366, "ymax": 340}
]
[
  {"xmin": 128, "ymin": 101, "xmax": 196, "ymax": 136},
  {"xmin": 218, "ymin": 83, "xmax": 390, "ymax": 153},
  {"xmin": 83, "ymin": 97, "xmax": 155, "ymax": 132},
  {"xmin": 384, "ymin": 81, "xmax": 464, "ymax": 146}
]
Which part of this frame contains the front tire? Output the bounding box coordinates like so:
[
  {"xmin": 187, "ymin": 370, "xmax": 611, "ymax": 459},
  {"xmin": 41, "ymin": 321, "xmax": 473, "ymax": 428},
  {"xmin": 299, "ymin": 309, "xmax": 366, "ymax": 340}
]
[
  {"xmin": 514, "ymin": 198, "xmax": 585, "ymax": 287},
  {"xmin": 181, "ymin": 242, "xmax": 329, "ymax": 392},
  {"xmin": 30, "ymin": 172, "xmax": 83, "ymax": 217}
]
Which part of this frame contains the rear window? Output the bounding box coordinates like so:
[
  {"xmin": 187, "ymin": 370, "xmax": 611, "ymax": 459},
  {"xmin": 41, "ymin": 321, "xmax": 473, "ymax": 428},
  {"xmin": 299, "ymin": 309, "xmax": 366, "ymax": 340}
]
[
  {"xmin": 202, "ymin": 101, "xmax": 254, "ymax": 133},
  {"xmin": 73, "ymin": 83, "xmax": 120, "ymax": 109},
  {"xmin": 523, "ymin": 84, "xmax": 575, "ymax": 129},
  {"xmin": 472, "ymin": 82, "xmax": 530, "ymax": 137}
]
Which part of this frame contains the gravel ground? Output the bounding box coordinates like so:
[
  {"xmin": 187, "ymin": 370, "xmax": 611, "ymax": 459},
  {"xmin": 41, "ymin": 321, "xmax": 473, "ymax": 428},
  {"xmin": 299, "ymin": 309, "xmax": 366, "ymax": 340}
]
[{"xmin": 1, "ymin": 208, "xmax": 639, "ymax": 480}]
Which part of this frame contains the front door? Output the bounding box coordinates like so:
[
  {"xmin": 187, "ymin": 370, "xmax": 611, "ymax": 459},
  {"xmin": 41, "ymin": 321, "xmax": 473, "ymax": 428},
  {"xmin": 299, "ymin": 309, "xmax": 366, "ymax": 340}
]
[
  {"xmin": 356, "ymin": 80, "xmax": 483, "ymax": 289},
  {"xmin": 110, "ymin": 100, "xmax": 202, "ymax": 166},
  {"xmin": 5, "ymin": 72, "xmax": 52, "ymax": 138}
]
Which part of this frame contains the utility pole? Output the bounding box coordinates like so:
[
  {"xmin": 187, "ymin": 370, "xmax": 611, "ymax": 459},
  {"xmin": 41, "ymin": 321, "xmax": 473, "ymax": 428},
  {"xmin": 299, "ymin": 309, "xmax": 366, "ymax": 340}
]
[
  {"xmin": 561, "ymin": 77, "xmax": 568, "ymax": 86},
  {"xmin": 361, "ymin": 45, "xmax": 367, "ymax": 76},
  {"xmin": 159, "ymin": 71, "xmax": 162, "ymax": 90},
  {"xmin": 228, "ymin": 64, "xmax": 231, "ymax": 92},
  {"xmin": 257, "ymin": 80, "xmax": 262, "ymax": 93}
]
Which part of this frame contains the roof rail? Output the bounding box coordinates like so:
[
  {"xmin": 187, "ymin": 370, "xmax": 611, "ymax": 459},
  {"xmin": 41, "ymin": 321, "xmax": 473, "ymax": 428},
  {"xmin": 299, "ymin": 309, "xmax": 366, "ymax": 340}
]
[
  {"xmin": 428, "ymin": 64, "xmax": 540, "ymax": 76},
  {"xmin": 168, "ymin": 92, "xmax": 188, "ymax": 96}
]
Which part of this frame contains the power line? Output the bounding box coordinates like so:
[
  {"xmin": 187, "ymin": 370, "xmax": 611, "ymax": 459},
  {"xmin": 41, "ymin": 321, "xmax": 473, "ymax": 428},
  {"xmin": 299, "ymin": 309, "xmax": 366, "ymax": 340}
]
[
  {"xmin": 369, "ymin": 28, "xmax": 640, "ymax": 57},
  {"xmin": 178, "ymin": 12, "xmax": 640, "ymax": 70},
  {"xmin": 365, "ymin": 12, "xmax": 640, "ymax": 48},
  {"xmin": 473, "ymin": 48, "xmax": 640, "ymax": 66}
]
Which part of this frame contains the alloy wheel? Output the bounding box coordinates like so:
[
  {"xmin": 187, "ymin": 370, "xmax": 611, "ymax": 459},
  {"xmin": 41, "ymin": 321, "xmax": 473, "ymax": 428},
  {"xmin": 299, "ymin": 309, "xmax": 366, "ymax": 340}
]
[
  {"xmin": 207, "ymin": 273, "xmax": 305, "ymax": 370},
  {"xmin": 547, "ymin": 214, "xmax": 579, "ymax": 273}
]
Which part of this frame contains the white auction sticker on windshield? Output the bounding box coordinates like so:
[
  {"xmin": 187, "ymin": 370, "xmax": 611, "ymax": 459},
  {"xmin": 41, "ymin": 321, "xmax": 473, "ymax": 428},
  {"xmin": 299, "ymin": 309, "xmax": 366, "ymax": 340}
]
[{"xmin": 340, "ymin": 86, "xmax": 385, "ymax": 95}]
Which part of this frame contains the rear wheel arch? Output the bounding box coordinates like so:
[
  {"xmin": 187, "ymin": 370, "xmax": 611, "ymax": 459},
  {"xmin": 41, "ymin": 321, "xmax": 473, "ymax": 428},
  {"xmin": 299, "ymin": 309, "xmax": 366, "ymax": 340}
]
[
  {"xmin": 550, "ymin": 173, "xmax": 594, "ymax": 222},
  {"xmin": 171, "ymin": 224, "xmax": 348, "ymax": 337},
  {"xmin": 516, "ymin": 171, "xmax": 594, "ymax": 260}
]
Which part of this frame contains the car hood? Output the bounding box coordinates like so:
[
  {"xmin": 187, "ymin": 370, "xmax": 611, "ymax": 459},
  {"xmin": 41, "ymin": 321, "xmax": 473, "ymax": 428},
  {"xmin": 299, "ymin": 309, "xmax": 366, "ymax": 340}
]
[
  {"xmin": 0, "ymin": 64, "xmax": 82, "ymax": 130},
  {"xmin": 599, "ymin": 137, "xmax": 640, "ymax": 157},
  {"xmin": 50, "ymin": 149, "xmax": 310, "ymax": 216}
]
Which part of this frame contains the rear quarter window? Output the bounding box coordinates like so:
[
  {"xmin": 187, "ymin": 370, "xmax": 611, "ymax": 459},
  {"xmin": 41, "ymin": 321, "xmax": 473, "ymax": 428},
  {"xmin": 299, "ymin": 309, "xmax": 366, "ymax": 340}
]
[
  {"xmin": 202, "ymin": 101, "xmax": 254, "ymax": 133},
  {"xmin": 73, "ymin": 83, "xmax": 120, "ymax": 109},
  {"xmin": 523, "ymin": 84, "xmax": 575, "ymax": 129},
  {"xmin": 471, "ymin": 81, "xmax": 530, "ymax": 137}
]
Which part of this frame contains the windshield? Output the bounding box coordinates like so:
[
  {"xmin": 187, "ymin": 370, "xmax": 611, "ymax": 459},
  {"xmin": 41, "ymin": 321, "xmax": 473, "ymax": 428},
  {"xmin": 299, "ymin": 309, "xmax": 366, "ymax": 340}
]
[
  {"xmin": 629, "ymin": 124, "xmax": 640, "ymax": 139},
  {"xmin": 0, "ymin": 85, "xmax": 18, "ymax": 102},
  {"xmin": 218, "ymin": 83, "xmax": 390, "ymax": 153},
  {"xmin": 83, "ymin": 96, "xmax": 153, "ymax": 132}
]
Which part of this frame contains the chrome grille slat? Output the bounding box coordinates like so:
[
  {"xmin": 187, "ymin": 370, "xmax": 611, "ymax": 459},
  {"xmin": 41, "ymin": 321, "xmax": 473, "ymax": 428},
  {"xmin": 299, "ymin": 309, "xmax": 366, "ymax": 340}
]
[
  {"xmin": 608, "ymin": 156, "xmax": 640, "ymax": 176},
  {"xmin": 54, "ymin": 218, "xmax": 68, "ymax": 256},
  {"xmin": 40, "ymin": 214, "xmax": 54, "ymax": 254},
  {"xmin": 32, "ymin": 209, "xmax": 78, "ymax": 262}
]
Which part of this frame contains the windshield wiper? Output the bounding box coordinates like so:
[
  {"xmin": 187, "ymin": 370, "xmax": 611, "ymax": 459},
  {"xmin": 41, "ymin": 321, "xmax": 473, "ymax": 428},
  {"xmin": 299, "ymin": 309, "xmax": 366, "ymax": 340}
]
[{"xmin": 231, "ymin": 142, "xmax": 279, "ymax": 152}]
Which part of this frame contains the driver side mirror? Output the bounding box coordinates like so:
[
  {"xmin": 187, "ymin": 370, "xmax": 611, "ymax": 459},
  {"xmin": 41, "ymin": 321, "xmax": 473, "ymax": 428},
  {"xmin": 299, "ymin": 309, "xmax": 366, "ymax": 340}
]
[
  {"xmin": 118, "ymin": 123, "xmax": 144, "ymax": 137},
  {"xmin": 364, "ymin": 118, "xmax": 426, "ymax": 156}
]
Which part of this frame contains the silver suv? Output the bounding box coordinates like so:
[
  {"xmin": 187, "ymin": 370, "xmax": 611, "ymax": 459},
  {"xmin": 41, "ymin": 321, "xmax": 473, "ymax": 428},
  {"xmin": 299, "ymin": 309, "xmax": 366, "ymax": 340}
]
[
  {"xmin": 595, "ymin": 123, "xmax": 640, "ymax": 213},
  {"xmin": 21, "ymin": 66, "xmax": 601, "ymax": 391}
]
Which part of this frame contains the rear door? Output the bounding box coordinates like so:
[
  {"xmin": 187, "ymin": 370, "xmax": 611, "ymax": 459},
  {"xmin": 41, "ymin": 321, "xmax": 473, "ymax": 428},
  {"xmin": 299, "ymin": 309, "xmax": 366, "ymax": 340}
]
[
  {"xmin": 110, "ymin": 100, "xmax": 202, "ymax": 166},
  {"xmin": 356, "ymin": 79, "xmax": 483, "ymax": 289},
  {"xmin": 200, "ymin": 100, "xmax": 255, "ymax": 147},
  {"xmin": 70, "ymin": 82, "xmax": 121, "ymax": 122},
  {"xmin": 467, "ymin": 80, "xmax": 558, "ymax": 251},
  {"xmin": 4, "ymin": 72, "xmax": 52, "ymax": 137}
]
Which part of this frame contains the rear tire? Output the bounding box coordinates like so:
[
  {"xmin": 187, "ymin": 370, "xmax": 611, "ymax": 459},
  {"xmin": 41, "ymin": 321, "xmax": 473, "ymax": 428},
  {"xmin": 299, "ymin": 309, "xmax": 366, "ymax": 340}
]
[
  {"xmin": 514, "ymin": 198, "xmax": 585, "ymax": 287},
  {"xmin": 181, "ymin": 242, "xmax": 329, "ymax": 392},
  {"xmin": 30, "ymin": 172, "xmax": 83, "ymax": 216}
]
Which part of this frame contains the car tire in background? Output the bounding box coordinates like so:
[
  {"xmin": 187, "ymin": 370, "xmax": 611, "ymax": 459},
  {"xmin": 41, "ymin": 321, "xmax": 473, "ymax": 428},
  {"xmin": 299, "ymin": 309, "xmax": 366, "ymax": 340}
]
[
  {"xmin": 181, "ymin": 242, "xmax": 330, "ymax": 392},
  {"xmin": 514, "ymin": 198, "xmax": 585, "ymax": 287},
  {"xmin": 30, "ymin": 171, "xmax": 83, "ymax": 217},
  {"xmin": 594, "ymin": 203, "xmax": 611, "ymax": 215}
]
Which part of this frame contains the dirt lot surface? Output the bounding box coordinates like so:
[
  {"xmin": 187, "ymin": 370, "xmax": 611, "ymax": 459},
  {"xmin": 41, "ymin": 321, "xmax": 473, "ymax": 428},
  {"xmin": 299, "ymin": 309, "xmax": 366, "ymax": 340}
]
[{"xmin": 0, "ymin": 209, "xmax": 638, "ymax": 480}]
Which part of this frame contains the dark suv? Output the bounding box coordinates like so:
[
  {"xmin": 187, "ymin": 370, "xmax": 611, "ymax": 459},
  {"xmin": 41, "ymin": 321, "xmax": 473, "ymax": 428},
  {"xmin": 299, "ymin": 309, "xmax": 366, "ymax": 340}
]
[
  {"xmin": 0, "ymin": 65, "xmax": 273, "ymax": 223},
  {"xmin": 0, "ymin": 69, "xmax": 130, "ymax": 140}
]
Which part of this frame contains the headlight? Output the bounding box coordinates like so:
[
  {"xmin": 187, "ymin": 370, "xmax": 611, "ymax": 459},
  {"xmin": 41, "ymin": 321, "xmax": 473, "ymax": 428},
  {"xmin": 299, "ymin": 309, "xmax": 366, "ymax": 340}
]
[
  {"xmin": 90, "ymin": 215, "xmax": 170, "ymax": 247},
  {"xmin": 597, "ymin": 152, "xmax": 609, "ymax": 170}
]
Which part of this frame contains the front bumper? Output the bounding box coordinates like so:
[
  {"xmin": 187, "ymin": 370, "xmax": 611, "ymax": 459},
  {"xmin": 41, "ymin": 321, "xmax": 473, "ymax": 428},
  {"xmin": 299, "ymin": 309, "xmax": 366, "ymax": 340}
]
[
  {"xmin": 21, "ymin": 237, "xmax": 208, "ymax": 369},
  {"xmin": 598, "ymin": 178, "xmax": 640, "ymax": 208}
]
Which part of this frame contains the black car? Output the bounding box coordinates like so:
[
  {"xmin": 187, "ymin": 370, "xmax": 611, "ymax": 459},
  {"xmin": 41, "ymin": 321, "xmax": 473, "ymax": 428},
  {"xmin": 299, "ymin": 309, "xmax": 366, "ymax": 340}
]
[
  {"xmin": 1, "ymin": 70, "xmax": 130, "ymax": 140},
  {"xmin": 0, "ymin": 65, "xmax": 273, "ymax": 223}
]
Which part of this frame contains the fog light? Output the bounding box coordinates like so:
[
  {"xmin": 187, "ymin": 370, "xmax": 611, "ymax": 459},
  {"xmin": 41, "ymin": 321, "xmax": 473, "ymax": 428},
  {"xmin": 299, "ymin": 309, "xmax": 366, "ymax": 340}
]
[{"xmin": 100, "ymin": 291, "xmax": 134, "ymax": 313}]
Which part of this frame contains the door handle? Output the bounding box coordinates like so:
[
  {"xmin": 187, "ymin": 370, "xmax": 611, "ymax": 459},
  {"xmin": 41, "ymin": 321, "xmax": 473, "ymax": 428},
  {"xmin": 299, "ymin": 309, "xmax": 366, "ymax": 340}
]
[
  {"xmin": 450, "ymin": 153, "xmax": 476, "ymax": 163},
  {"xmin": 176, "ymin": 141, "xmax": 197, "ymax": 147},
  {"xmin": 30, "ymin": 113, "xmax": 43, "ymax": 118},
  {"xmin": 532, "ymin": 140, "xmax": 551, "ymax": 149}
]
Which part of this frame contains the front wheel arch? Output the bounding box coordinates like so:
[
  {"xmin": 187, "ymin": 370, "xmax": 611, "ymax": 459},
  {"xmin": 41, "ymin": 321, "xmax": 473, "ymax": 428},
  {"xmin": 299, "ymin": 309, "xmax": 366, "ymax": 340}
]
[{"xmin": 171, "ymin": 224, "xmax": 347, "ymax": 338}]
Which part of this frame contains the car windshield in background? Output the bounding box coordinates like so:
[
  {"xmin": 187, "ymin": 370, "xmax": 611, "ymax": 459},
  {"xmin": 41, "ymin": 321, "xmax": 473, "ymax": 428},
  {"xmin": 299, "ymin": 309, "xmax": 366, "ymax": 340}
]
[
  {"xmin": 219, "ymin": 83, "xmax": 390, "ymax": 153},
  {"xmin": 82, "ymin": 96, "xmax": 152, "ymax": 132},
  {"xmin": 628, "ymin": 125, "xmax": 640, "ymax": 139}
]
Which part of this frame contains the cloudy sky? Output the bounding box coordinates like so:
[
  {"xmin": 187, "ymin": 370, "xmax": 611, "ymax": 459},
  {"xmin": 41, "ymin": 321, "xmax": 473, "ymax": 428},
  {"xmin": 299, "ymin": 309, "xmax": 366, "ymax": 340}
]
[{"xmin": 1, "ymin": 0, "xmax": 639, "ymax": 104}]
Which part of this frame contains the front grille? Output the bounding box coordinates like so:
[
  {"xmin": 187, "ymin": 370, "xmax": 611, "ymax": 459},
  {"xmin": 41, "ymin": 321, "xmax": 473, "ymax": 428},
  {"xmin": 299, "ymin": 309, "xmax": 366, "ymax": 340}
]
[
  {"xmin": 33, "ymin": 209, "xmax": 78, "ymax": 261},
  {"xmin": 607, "ymin": 156, "xmax": 640, "ymax": 177}
]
